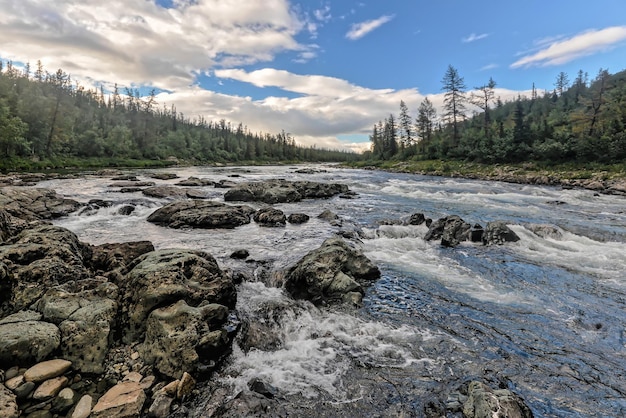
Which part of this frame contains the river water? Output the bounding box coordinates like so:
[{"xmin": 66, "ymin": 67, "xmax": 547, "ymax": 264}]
[{"xmin": 39, "ymin": 165, "xmax": 626, "ymax": 417}]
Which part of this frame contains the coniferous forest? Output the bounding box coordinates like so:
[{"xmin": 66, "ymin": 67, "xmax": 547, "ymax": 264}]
[
  {"xmin": 0, "ymin": 60, "xmax": 358, "ymax": 170},
  {"xmin": 367, "ymin": 66, "xmax": 626, "ymax": 165}
]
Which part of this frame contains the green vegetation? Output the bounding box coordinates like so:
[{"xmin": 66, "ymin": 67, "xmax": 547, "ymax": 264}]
[
  {"xmin": 0, "ymin": 60, "xmax": 358, "ymax": 171},
  {"xmin": 365, "ymin": 66, "xmax": 626, "ymax": 169}
]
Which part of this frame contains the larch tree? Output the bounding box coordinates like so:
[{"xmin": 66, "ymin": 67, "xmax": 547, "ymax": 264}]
[
  {"xmin": 470, "ymin": 77, "xmax": 497, "ymax": 138},
  {"xmin": 441, "ymin": 65, "xmax": 467, "ymax": 146}
]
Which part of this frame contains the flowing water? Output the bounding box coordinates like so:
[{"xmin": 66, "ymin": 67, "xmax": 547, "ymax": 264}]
[{"xmin": 39, "ymin": 165, "xmax": 626, "ymax": 417}]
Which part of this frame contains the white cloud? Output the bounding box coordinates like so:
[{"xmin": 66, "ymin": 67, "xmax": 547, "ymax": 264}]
[
  {"xmin": 462, "ymin": 33, "xmax": 489, "ymax": 43},
  {"xmin": 346, "ymin": 15, "xmax": 394, "ymax": 40},
  {"xmin": 511, "ymin": 26, "xmax": 626, "ymax": 68},
  {"xmin": 313, "ymin": 5, "xmax": 332, "ymax": 22},
  {"xmin": 480, "ymin": 63, "xmax": 499, "ymax": 71}
]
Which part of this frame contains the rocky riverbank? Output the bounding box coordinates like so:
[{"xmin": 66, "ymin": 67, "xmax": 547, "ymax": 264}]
[{"xmin": 1, "ymin": 173, "xmax": 535, "ymax": 417}]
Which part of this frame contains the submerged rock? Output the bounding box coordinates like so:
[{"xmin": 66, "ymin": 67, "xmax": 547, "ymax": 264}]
[
  {"xmin": 147, "ymin": 201, "xmax": 255, "ymax": 229},
  {"xmin": 285, "ymin": 238, "xmax": 380, "ymax": 305},
  {"xmin": 482, "ymin": 221, "xmax": 520, "ymax": 246},
  {"xmin": 287, "ymin": 213, "xmax": 310, "ymax": 224}
]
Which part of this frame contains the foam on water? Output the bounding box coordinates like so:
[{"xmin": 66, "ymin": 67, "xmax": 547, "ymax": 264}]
[{"xmin": 222, "ymin": 282, "xmax": 436, "ymax": 400}]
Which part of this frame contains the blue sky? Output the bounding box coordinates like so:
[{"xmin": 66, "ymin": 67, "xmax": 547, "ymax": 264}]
[{"xmin": 1, "ymin": 0, "xmax": 625, "ymax": 151}]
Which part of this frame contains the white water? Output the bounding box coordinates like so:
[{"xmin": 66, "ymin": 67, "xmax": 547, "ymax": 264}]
[{"xmin": 38, "ymin": 165, "xmax": 626, "ymax": 417}]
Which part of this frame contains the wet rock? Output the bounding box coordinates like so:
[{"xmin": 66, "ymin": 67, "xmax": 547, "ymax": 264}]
[
  {"xmin": 0, "ymin": 313, "xmax": 60, "ymax": 364},
  {"xmin": 147, "ymin": 200, "xmax": 255, "ymax": 229},
  {"xmin": 230, "ymin": 249, "xmax": 249, "ymax": 260},
  {"xmin": 111, "ymin": 175, "xmax": 139, "ymax": 181},
  {"xmin": 0, "ymin": 384, "xmax": 18, "ymax": 418},
  {"xmin": 176, "ymin": 177, "xmax": 213, "ymax": 187},
  {"xmin": 13, "ymin": 381, "xmax": 36, "ymax": 399},
  {"xmin": 141, "ymin": 300, "xmax": 229, "ymax": 378},
  {"xmin": 117, "ymin": 205, "xmax": 136, "ymax": 216},
  {"xmin": 122, "ymin": 249, "xmax": 235, "ymax": 343},
  {"xmin": 212, "ymin": 390, "xmax": 276, "ymax": 418},
  {"xmin": 527, "ymin": 224, "xmax": 563, "ymax": 240},
  {"xmin": 253, "ymin": 207, "xmax": 286, "ymax": 227},
  {"xmin": 248, "ymin": 377, "xmax": 278, "ymax": 399},
  {"xmin": 215, "ymin": 179, "xmax": 237, "ymax": 188},
  {"xmin": 339, "ymin": 191, "xmax": 358, "ymax": 199},
  {"xmin": 224, "ymin": 180, "xmax": 348, "ymax": 204},
  {"xmin": 0, "ymin": 209, "xmax": 31, "ymax": 243},
  {"xmin": 24, "ymin": 359, "xmax": 72, "ymax": 383},
  {"xmin": 287, "ymin": 213, "xmax": 310, "ymax": 224},
  {"xmin": 142, "ymin": 186, "xmax": 188, "ymax": 199},
  {"xmin": 91, "ymin": 381, "xmax": 146, "ymax": 418},
  {"xmin": 462, "ymin": 381, "xmax": 533, "ymax": 418},
  {"xmin": 108, "ymin": 181, "xmax": 155, "ymax": 188},
  {"xmin": 185, "ymin": 189, "xmax": 208, "ymax": 199},
  {"xmin": 424, "ymin": 215, "xmax": 472, "ymax": 247},
  {"xmin": 0, "ymin": 187, "xmax": 82, "ymax": 221},
  {"xmin": 148, "ymin": 173, "xmax": 178, "ymax": 180},
  {"xmin": 51, "ymin": 387, "xmax": 75, "ymax": 414},
  {"xmin": 4, "ymin": 375, "xmax": 24, "ymax": 390},
  {"xmin": 482, "ymin": 221, "xmax": 521, "ymax": 246},
  {"xmin": 470, "ymin": 224, "xmax": 484, "ymax": 243},
  {"xmin": 408, "ymin": 212, "xmax": 426, "ymax": 225},
  {"xmin": 70, "ymin": 394, "xmax": 92, "ymax": 418},
  {"xmin": 285, "ymin": 237, "xmax": 380, "ymax": 305},
  {"xmin": 317, "ymin": 209, "xmax": 341, "ymax": 226},
  {"xmin": 120, "ymin": 187, "xmax": 144, "ymax": 193}
]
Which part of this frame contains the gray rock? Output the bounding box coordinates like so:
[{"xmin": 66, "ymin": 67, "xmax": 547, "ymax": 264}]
[
  {"xmin": 142, "ymin": 186, "xmax": 188, "ymax": 199},
  {"xmin": 482, "ymin": 221, "xmax": 521, "ymax": 246},
  {"xmin": 408, "ymin": 213, "xmax": 426, "ymax": 225},
  {"xmin": 122, "ymin": 249, "xmax": 236, "ymax": 343},
  {"xmin": 224, "ymin": 180, "xmax": 348, "ymax": 204},
  {"xmin": 148, "ymin": 173, "xmax": 178, "ymax": 180},
  {"xmin": 287, "ymin": 213, "xmax": 310, "ymax": 224},
  {"xmin": 527, "ymin": 224, "xmax": 563, "ymax": 240},
  {"xmin": 0, "ymin": 316, "xmax": 60, "ymax": 364},
  {"xmin": 462, "ymin": 381, "xmax": 533, "ymax": 418},
  {"xmin": 140, "ymin": 300, "xmax": 229, "ymax": 378},
  {"xmin": 253, "ymin": 208, "xmax": 286, "ymax": 227},
  {"xmin": 89, "ymin": 241, "xmax": 154, "ymax": 274},
  {"xmin": 0, "ymin": 187, "xmax": 82, "ymax": 221},
  {"xmin": 14, "ymin": 381, "xmax": 36, "ymax": 400},
  {"xmin": 424, "ymin": 215, "xmax": 472, "ymax": 247},
  {"xmin": 148, "ymin": 391, "xmax": 174, "ymax": 417},
  {"xmin": 285, "ymin": 238, "xmax": 380, "ymax": 305},
  {"xmin": 147, "ymin": 201, "xmax": 255, "ymax": 229},
  {"xmin": 176, "ymin": 177, "xmax": 213, "ymax": 187},
  {"xmin": 248, "ymin": 377, "xmax": 278, "ymax": 399},
  {"xmin": 230, "ymin": 249, "xmax": 249, "ymax": 260}
]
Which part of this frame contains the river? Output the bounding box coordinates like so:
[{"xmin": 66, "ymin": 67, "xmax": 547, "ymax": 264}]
[{"xmin": 39, "ymin": 164, "xmax": 626, "ymax": 417}]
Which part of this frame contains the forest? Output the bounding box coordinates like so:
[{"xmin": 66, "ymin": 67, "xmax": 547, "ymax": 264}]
[
  {"xmin": 367, "ymin": 66, "xmax": 626, "ymax": 165},
  {"xmin": 0, "ymin": 60, "xmax": 358, "ymax": 170}
]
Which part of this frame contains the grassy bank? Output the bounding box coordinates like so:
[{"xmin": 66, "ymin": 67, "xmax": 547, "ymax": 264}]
[{"xmin": 0, "ymin": 156, "xmax": 180, "ymax": 172}]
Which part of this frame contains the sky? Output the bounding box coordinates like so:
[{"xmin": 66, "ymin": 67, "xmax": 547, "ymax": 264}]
[{"xmin": 1, "ymin": 0, "xmax": 626, "ymax": 152}]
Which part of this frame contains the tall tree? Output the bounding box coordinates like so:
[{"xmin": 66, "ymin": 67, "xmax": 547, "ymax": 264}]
[
  {"xmin": 416, "ymin": 97, "xmax": 436, "ymax": 151},
  {"xmin": 554, "ymin": 71, "xmax": 569, "ymax": 97},
  {"xmin": 441, "ymin": 65, "xmax": 467, "ymax": 146},
  {"xmin": 471, "ymin": 77, "xmax": 496, "ymax": 138},
  {"xmin": 398, "ymin": 100, "xmax": 413, "ymax": 148}
]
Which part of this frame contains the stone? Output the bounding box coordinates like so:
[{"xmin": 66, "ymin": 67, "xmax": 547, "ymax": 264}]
[
  {"xmin": 148, "ymin": 173, "xmax": 178, "ymax": 180},
  {"xmin": 230, "ymin": 249, "xmax": 249, "ymax": 259},
  {"xmin": 140, "ymin": 300, "xmax": 229, "ymax": 378},
  {"xmin": 317, "ymin": 209, "xmax": 339, "ymax": 221},
  {"xmin": 248, "ymin": 377, "xmax": 278, "ymax": 399},
  {"xmin": 142, "ymin": 186, "xmax": 188, "ymax": 199},
  {"xmin": 424, "ymin": 215, "xmax": 472, "ymax": 247},
  {"xmin": 462, "ymin": 381, "xmax": 533, "ymax": 418},
  {"xmin": 24, "ymin": 410, "xmax": 52, "ymax": 418},
  {"xmin": 24, "ymin": 359, "xmax": 72, "ymax": 383},
  {"xmin": 408, "ymin": 212, "xmax": 426, "ymax": 225},
  {"xmin": 51, "ymin": 387, "xmax": 75, "ymax": 414},
  {"xmin": 161, "ymin": 380, "xmax": 179, "ymax": 397},
  {"xmin": 527, "ymin": 224, "xmax": 563, "ymax": 240},
  {"xmin": 118, "ymin": 205, "xmax": 136, "ymax": 215},
  {"xmin": 5, "ymin": 366, "xmax": 20, "ymax": 380},
  {"xmin": 482, "ymin": 221, "xmax": 521, "ymax": 246},
  {"xmin": 91, "ymin": 381, "xmax": 146, "ymax": 418},
  {"xmin": 70, "ymin": 394, "xmax": 92, "ymax": 418},
  {"xmin": 224, "ymin": 180, "xmax": 349, "ymax": 204},
  {"xmin": 122, "ymin": 249, "xmax": 235, "ymax": 343},
  {"xmin": 0, "ymin": 319, "xmax": 61, "ymax": 364},
  {"xmin": 176, "ymin": 177, "xmax": 213, "ymax": 187},
  {"xmin": 109, "ymin": 181, "xmax": 155, "ymax": 188},
  {"xmin": 14, "ymin": 381, "xmax": 36, "ymax": 399},
  {"xmin": 123, "ymin": 372, "xmax": 143, "ymax": 383},
  {"xmin": 148, "ymin": 392, "xmax": 174, "ymax": 418},
  {"xmin": 139, "ymin": 375, "xmax": 156, "ymax": 391},
  {"xmin": 177, "ymin": 372, "xmax": 196, "ymax": 399},
  {"xmin": 287, "ymin": 213, "xmax": 310, "ymax": 224},
  {"xmin": 0, "ymin": 187, "xmax": 82, "ymax": 221},
  {"xmin": 147, "ymin": 200, "xmax": 255, "ymax": 229},
  {"xmin": 5, "ymin": 375, "xmax": 24, "ymax": 390},
  {"xmin": 285, "ymin": 237, "xmax": 380, "ymax": 305},
  {"xmin": 89, "ymin": 241, "xmax": 154, "ymax": 273},
  {"xmin": 253, "ymin": 207, "xmax": 286, "ymax": 227},
  {"xmin": 32, "ymin": 376, "xmax": 69, "ymax": 400},
  {"xmin": 0, "ymin": 381, "xmax": 18, "ymax": 418}
]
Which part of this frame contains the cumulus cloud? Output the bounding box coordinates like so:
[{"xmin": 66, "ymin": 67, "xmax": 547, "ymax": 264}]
[
  {"xmin": 462, "ymin": 33, "xmax": 489, "ymax": 43},
  {"xmin": 511, "ymin": 26, "xmax": 626, "ymax": 68},
  {"xmin": 346, "ymin": 15, "xmax": 394, "ymax": 40}
]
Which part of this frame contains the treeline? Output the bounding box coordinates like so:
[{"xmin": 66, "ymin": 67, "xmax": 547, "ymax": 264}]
[
  {"xmin": 367, "ymin": 65, "xmax": 626, "ymax": 164},
  {"xmin": 0, "ymin": 60, "xmax": 358, "ymax": 169}
]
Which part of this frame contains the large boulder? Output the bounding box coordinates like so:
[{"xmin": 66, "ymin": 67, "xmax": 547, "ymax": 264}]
[
  {"xmin": 462, "ymin": 381, "xmax": 533, "ymax": 418},
  {"xmin": 140, "ymin": 300, "xmax": 230, "ymax": 378},
  {"xmin": 253, "ymin": 208, "xmax": 286, "ymax": 227},
  {"xmin": 424, "ymin": 215, "xmax": 472, "ymax": 247},
  {"xmin": 285, "ymin": 238, "xmax": 380, "ymax": 305},
  {"xmin": 121, "ymin": 249, "xmax": 236, "ymax": 343},
  {"xmin": 224, "ymin": 180, "xmax": 349, "ymax": 204},
  {"xmin": 0, "ymin": 310, "xmax": 60, "ymax": 365},
  {"xmin": 0, "ymin": 187, "xmax": 82, "ymax": 221},
  {"xmin": 482, "ymin": 221, "xmax": 521, "ymax": 246},
  {"xmin": 147, "ymin": 201, "xmax": 255, "ymax": 229},
  {"xmin": 89, "ymin": 241, "xmax": 155, "ymax": 275},
  {"xmin": 0, "ymin": 225, "xmax": 92, "ymax": 314},
  {"xmin": 34, "ymin": 279, "xmax": 118, "ymax": 374}
]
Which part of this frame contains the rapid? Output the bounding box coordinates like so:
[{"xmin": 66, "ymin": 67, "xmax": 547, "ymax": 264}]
[{"xmin": 40, "ymin": 165, "xmax": 626, "ymax": 417}]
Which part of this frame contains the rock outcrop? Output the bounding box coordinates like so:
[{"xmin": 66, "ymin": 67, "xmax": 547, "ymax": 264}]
[
  {"xmin": 147, "ymin": 201, "xmax": 255, "ymax": 229},
  {"xmin": 0, "ymin": 188, "xmax": 82, "ymax": 221}
]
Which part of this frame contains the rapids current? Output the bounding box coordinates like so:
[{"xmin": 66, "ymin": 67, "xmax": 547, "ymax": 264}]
[{"xmin": 40, "ymin": 165, "xmax": 626, "ymax": 417}]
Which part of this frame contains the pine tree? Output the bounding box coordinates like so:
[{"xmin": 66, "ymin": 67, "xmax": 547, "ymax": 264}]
[
  {"xmin": 470, "ymin": 77, "xmax": 496, "ymax": 138},
  {"xmin": 398, "ymin": 100, "xmax": 413, "ymax": 148},
  {"xmin": 416, "ymin": 97, "xmax": 436, "ymax": 152},
  {"xmin": 441, "ymin": 65, "xmax": 467, "ymax": 146}
]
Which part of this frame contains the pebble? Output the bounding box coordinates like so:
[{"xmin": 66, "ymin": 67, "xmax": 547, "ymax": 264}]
[
  {"xmin": 24, "ymin": 360, "xmax": 72, "ymax": 383},
  {"xmin": 5, "ymin": 366, "xmax": 19, "ymax": 381},
  {"xmin": 70, "ymin": 394, "xmax": 93, "ymax": 418},
  {"xmin": 177, "ymin": 372, "xmax": 196, "ymax": 399},
  {"xmin": 33, "ymin": 376, "xmax": 69, "ymax": 400},
  {"xmin": 5, "ymin": 375, "xmax": 24, "ymax": 390},
  {"xmin": 14, "ymin": 381, "xmax": 36, "ymax": 400}
]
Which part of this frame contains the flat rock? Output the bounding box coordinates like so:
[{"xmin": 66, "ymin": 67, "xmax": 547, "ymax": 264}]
[
  {"xmin": 142, "ymin": 186, "xmax": 188, "ymax": 199},
  {"xmin": 32, "ymin": 376, "xmax": 69, "ymax": 400},
  {"xmin": 24, "ymin": 359, "xmax": 72, "ymax": 383},
  {"xmin": 0, "ymin": 187, "xmax": 82, "ymax": 221},
  {"xmin": 224, "ymin": 180, "xmax": 348, "ymax": 204},
  {"xmin": 91, "ymin": 381, "xmax": 146, "ymax": 418},
  {"xmin": 0, "ymin": 320, "xmax": 61, "ymax": 364},
  {"xmin": 147, "ymin": 200, "xmax": 255, "ymax": 229}
]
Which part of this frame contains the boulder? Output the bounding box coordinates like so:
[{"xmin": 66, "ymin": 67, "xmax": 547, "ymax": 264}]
[
  {"xmin": 142, "ymin": 186, "xmax": 188, "ymax": 199},
  {"xmin": 122, "ymin": 249, "xmax": 236, "ymax": 343},
  {"xmin": 34, "ymin": 280, "xmax": 119, "ymax": 373},
  {"xmin": 253, "ymin": 208, "xmax": 286, "ymax": 227},
  {"xmin": 0, "ymin": 209, "xmax": 30, "ymax": 243},
  {"xmin": 89, "ymin": 241, "xmax": 155, "ymax": 274},
  {"xmin": 230, "ymin": 249, "xmax": 249, "ymax": 260},
  {"xmin": 176, "ymin": 177, "xmax": 213, "ymax": 187},
  {"xmin": 527, "ymin": 224, "xmax": 563, "ymax": 240},
  {"xmin": 108, "ymin": 181, "xmax": 155, "ymax": 188},
  {"xmin": 0, "ymin": 225, "xmax": 92, "ymax": 314},
  {"xmin": 147, "ymin": 201, "xmax": 255, "ymax": 229},
  {"xmin": 91, "ymin": 381, "xmax": 146, "ymax": 418},
  {"xmin": 0, "ymin": 312, "xmax": 60, "ymax": 365},
  {"xmin": 482, "ymin": 222, "xmax": 521, "ymax": 246},
  {"xmin": 0, "ymin": 187, "xmax": 82, "ymax": 221},
  {"xmin": 285, "ymin": 238, "xmax": 380, "ymax": 305},
  {"xmin": 408, "ymin": 213, "xmax": 426, "ymax": 225},
  {"xmin": 140, "ymin": 300, "xmax": 229, "ymax": 378},
  {"xmin": 462, "ymin": 381, "xmax": 533, "ymax": 418},
  {"xmin": 424, "ymin": 215, "xmax": 472, "ymax": 247},
  {"xmin": 287, "ymin": 213, "xmax": 310, "ymax": 224},
  {"xmin": 0, "ymin": 382, "xmax": 18, "ymax": 418},
  {"xmin": 224, "ymin": 180, "xmax": 349, "ymax": 204},
  {"xmin": 148, "ymin": 173, "xmax": 179, "ymax": 180}
]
